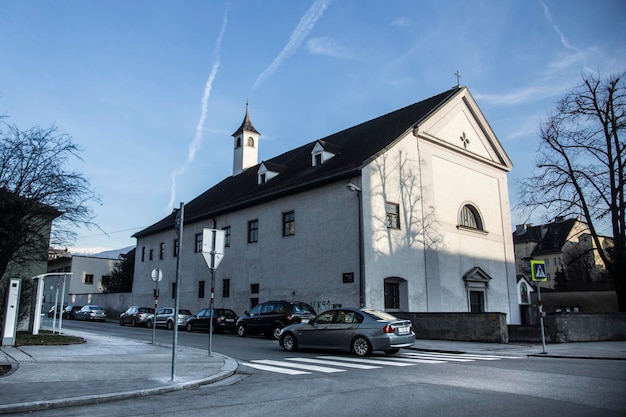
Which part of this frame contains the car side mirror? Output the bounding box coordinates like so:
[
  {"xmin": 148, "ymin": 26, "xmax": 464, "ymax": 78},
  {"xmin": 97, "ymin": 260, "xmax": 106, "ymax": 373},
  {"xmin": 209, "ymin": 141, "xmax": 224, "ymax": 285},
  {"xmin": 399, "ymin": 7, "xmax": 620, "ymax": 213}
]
[{"xmin": 244, "ymin": 311, "xmax": 249, "ymax": 316}]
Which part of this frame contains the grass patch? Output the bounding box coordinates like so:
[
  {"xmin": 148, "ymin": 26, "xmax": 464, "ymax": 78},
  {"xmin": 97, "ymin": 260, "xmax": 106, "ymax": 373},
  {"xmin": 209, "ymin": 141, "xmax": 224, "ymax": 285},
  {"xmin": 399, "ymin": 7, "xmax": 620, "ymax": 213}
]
[{"xmin": 15, "ymin": 330, "xmax": 85, "ymax": 346}]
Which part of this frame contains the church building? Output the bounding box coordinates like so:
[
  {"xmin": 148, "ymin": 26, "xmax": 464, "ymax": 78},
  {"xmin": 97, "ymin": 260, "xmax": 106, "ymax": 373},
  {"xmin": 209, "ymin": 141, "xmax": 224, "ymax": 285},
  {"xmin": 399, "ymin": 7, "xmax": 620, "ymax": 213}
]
[{"xmin": 132, "ymin": 86, "xmax": 520, "ymax": 324}]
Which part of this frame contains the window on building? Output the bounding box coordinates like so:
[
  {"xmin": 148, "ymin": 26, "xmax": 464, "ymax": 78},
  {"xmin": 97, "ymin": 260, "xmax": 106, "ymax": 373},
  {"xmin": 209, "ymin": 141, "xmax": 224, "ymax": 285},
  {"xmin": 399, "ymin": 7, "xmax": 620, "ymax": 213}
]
[
  {"xmin": 546, "ymin": 258, "xmax": 550, "ymax": 267},
  {"xmin": 223, "ymin": 226, "xmax": 231, "ymax": 247},
  {"xmin": 195, "ymin": 233, "xmax": 203, "ymax": 252},
  {"xmin": 173, "ymin": 239, "xmax": 179, "ymax": 257},
  {"xmin": 259, "ymin": 173, "xmax": 266, "ymax": 184},
  {"xmin": 141, "ymin": 247, "xmax": 146, "ymax": 262},
  {"xmin": 313, "ymin": 153, "xmax": 322, "ymax": 166},
  {"xmin": 247, "ymin": 137, "xmax": 254, "ymax": 147},
  {"xmin": 223, "ymin": 279, "xmax": 230, "ymax": 298},
  {"xmin": 198, "ymin": 280, "xmax": 205, "ymax": 298},
  {"xmin": 385, "ymin": 202, "xmax": 400, "ymax": 229},
  {"xmin": 159, "ymin": 242, "xmax": 165, "ymax": 260},
  {"xmin": 469, "ymin": 291, "xmax": 485, "ymax": 313},
  {"xmin": 172, "ymin": 282, "xmax": 177, "ymax": 299},
  {"xmin": 149, "ymin": 249, "xmax": 154, "ymax": 261},
  {"xmin": 283, "ymin": 211, "xmax": 295, "ymax": 236},
  {"xmin": 459, "ymin": 204, "xmax": 484, "ymax": 230},
  {"xmin": 235, "ymin": 137, "xmax": 241, "ymax": 148},
  {"xmin": 248, "ymin": 220, "xmax": 258, "ymax": 243},
  {"xmin": 251, "ymin": 283, "xmax": 259, "ymax": 294},
  {"xmin": 84, "ymin": 274, "xmax": 94, "ymax": 284}
]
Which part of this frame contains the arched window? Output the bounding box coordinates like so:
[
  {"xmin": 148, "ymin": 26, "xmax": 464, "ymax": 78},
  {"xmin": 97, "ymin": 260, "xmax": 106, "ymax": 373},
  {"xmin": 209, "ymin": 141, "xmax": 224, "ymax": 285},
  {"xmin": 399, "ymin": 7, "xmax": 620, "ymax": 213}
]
[
  {"xmin": 247, "ymin": 137, "xmax": 255, "ymax": 147},
  {"xmin": 235, "ymin": 137, "xmax": 241, "ymax": 148},
  {"xmin": 458, "ymin": 204, "xmax": 484, "ymax": 231}
]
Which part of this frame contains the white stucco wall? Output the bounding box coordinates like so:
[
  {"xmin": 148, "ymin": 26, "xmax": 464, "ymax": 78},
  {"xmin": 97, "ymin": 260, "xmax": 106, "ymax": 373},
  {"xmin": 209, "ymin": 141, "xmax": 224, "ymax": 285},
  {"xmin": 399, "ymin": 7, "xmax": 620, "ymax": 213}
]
[
  {"xmin": 133, "ymin": 182, "xmax": 362, "ymax": 316},
  {"xmin": 361, "ymin": 132, "xmax": 428, "ymax": 311}
]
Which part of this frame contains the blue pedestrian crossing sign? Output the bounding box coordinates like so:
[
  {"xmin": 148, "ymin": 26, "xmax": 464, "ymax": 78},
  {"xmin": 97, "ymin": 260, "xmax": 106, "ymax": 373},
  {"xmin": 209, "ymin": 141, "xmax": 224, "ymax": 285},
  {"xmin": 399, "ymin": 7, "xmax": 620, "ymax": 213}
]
[{"xmin": 530, "ymin": 260, "xmax": 547, "ymax": 281}]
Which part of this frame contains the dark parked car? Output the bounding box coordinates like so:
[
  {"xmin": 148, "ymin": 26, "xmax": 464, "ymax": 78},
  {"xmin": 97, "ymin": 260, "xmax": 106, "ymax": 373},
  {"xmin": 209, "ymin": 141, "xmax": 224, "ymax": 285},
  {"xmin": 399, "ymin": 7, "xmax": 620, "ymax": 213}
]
[
  {"xmin": 186, "ymin": 308, "xmax": 238, "ymax": 333},
  {"xmin": 74, "ymin": 305, "xmax": 107, "ymax": 321},
  {"xmin": 62, "ymin": 305, "xmax": 83, "ymax": 320},
  {"xmin": 279, "ymin": 308, "xmax": 415, "ymax": 356},
  {"xmin": 119, "ymin": 306, "xmax": 155, "ymax": 327},
  {"xmin": 236, "ymin": 300, "xmax": 316, "ymax": 340}
]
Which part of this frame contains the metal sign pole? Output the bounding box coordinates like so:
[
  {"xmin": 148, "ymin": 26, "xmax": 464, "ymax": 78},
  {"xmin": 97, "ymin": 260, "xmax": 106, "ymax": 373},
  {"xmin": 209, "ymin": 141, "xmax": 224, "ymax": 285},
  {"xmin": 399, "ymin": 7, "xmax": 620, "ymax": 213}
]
[
  {"xmin": 202, "ymin": 228, "xmax": 225, "ymax": 358},
  {"xmin": 209, "ymin": 268, "xmax": 215, "ymax": 357},
  {"xmin": 530, "ymin": 260, "xmax": 548, "ymax": 354},
  {"xmin": 537, "ymin": 284, "xmax": 547, "ymax": 354},
  {"xmin": 172, "ymin": 202, "xmax": 184, "ymax": 382},
  {"xmin": 151, "ymin": 274, "xmax": 160, "ymax": 344}
]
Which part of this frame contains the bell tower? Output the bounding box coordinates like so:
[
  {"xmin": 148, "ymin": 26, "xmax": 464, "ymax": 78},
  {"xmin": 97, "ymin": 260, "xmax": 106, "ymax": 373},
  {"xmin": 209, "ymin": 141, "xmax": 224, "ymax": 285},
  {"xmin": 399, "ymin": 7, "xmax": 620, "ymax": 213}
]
[{"xmin": 232, "ymin": 99, "xmax": 260, "ymax": 176}]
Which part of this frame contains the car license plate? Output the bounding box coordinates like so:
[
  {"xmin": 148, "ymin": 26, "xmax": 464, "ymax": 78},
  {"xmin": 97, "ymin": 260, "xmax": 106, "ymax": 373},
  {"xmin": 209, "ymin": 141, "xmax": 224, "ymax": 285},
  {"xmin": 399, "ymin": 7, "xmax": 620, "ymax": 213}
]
[{"xmin": 397, "ymin": 326, "xmax": 409, "ymax": 334}]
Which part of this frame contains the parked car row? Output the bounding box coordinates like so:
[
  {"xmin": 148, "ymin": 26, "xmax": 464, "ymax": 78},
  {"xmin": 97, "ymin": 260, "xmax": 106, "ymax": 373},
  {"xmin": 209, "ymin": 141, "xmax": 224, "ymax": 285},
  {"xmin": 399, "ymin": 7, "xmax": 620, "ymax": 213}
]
[
  {"xmin": 62, "ymin": 300, "xmax": 416, "ymax": 357},
  {"xmin": 47, "ymin": 304, "xmax": 106, "ymax": 321}
]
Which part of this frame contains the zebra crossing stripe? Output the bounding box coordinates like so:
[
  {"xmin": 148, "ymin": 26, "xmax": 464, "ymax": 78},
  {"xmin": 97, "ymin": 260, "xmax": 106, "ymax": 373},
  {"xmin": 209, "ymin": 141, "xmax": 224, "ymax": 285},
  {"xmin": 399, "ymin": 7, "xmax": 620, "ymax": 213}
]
[
  {"xmin": 287, "ymin": 357, "xmax": 382, "ymax": 369},
  {"xmin": 321, "ymin": 356, "xmax": 416, "ymax": 366},
  {"xmin": 382, "ymin": 355, "xmax": 446, "ymax": 364},
  {"xmin": 240, "ymin": 361, "xmax": 310, "ymax": 375},
  {"xmin": 252, "ymin": 359, "xmax": 346, "ymax": 373},
  {"xmin": 399, "ymin": 352, "xmax": 474, "ymax": 362}
]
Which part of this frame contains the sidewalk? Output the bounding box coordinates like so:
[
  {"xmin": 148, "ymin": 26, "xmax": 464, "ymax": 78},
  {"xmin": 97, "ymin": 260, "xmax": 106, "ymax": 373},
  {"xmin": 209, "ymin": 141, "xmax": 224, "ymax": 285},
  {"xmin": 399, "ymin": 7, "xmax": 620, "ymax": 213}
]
[
  {"xmin": 0, "ymin": 329, "xmax": 238, "ymax": 414},
  {"xmin": 1, "ymin": 330, "xmax": 625, "ymax": 415}
]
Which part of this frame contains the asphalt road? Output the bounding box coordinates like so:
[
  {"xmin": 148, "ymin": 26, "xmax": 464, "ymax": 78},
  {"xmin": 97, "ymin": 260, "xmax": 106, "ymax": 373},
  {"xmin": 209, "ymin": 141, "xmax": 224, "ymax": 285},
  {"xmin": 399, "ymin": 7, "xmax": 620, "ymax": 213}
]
[{"xmin": 22, "ymin": 319, "xmax": 626, "ymax": 417}]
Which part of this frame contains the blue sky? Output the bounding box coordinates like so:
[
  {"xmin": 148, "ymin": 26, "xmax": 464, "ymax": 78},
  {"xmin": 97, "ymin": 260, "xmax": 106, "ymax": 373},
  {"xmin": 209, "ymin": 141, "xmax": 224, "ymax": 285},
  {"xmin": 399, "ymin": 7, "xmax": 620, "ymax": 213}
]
[{"xmin": 1, "ymin": 0, "xmax": 625, "ymax": 253}]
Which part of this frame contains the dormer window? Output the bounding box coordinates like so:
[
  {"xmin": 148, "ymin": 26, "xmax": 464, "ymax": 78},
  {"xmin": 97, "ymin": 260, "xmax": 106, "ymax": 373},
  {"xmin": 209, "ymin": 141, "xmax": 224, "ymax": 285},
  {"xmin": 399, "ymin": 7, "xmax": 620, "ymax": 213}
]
[
  {"xmin": 257, "ymin": 162, "xmax": 285, "ymax": 185},
  {"xmin": 311, "ymin": 140, "xmax": 341, "ymax": 167}
]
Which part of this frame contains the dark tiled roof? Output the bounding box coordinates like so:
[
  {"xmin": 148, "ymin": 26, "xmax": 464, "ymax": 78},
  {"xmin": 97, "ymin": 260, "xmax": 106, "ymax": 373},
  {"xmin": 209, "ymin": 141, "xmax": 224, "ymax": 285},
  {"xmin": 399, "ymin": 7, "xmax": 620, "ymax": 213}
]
[
  {"xmin": 134, "ymin": 87, "xmax": 461, "ymax": 238},
  {"xmin": 531, "ymin": 218, "xmax": 577, "ymax": 256}
]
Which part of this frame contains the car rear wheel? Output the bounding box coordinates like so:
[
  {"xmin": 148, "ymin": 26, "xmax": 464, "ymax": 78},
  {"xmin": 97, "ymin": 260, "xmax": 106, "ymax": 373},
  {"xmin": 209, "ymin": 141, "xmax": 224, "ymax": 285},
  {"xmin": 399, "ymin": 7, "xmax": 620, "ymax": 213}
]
[
  {"xmin": 236, "ymin": 324, "xmax": 246, "ymax": 337},
  {"xmin": 281, "ymin": 333, "xmax": 298, "ymax": 352},
  {"xmin": 384, "ymin": 348, "xmax": 400, "ymax": 355},
  {"xmin": 147, "ymin": 319, "xmax": 153, "ymax": 328},
  {"xmin": 352, "ymin": 336, "xmax": 372, "ymax": 356}
]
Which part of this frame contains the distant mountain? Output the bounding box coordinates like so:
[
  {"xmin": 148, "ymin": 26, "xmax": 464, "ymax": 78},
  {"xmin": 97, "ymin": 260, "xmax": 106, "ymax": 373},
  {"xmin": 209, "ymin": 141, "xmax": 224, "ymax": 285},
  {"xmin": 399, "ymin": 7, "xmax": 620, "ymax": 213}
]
[{"xmin": 75, "ymin": 246, "xmax": 135, "ymax": 259}]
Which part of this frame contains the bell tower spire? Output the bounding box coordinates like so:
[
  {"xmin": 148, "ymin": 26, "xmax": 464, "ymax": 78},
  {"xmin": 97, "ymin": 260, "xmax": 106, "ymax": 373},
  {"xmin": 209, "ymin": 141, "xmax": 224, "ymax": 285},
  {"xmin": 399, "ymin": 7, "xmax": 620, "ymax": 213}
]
[{"xmin": 231, "ymin": 99, "xmax": 260, "ymax": 176}]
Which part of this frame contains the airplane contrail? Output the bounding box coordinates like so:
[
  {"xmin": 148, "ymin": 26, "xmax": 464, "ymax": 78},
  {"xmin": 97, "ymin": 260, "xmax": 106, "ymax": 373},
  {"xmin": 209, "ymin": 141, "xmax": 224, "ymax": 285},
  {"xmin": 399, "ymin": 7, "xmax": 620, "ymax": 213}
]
[
  {"xmin": 252, "ymin": 0, "xmax": 330, "ymax": 91},
  {"xmin": 167, "ymin": 4, "xmax": 229, "ymax": 212}
]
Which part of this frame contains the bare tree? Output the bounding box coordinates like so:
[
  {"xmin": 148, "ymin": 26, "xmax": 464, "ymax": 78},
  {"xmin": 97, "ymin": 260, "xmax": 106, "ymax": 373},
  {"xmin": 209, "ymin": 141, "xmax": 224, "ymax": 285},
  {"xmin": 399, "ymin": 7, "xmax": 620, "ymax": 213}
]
[
  {"xmin": 518, "ymin": 72, "xmax": 625, "ymax": 310},
  {"xmin": 0, "ymin": 120, "xmax": 100, "ymax": 315}
]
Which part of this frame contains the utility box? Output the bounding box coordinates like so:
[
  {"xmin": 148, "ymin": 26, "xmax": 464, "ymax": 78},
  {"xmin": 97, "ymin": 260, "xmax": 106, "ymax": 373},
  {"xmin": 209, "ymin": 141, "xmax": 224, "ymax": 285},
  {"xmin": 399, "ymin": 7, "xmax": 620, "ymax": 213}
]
[{"xmin": 2, "ymin": 278, "xmax": 22, "ymax": 346}]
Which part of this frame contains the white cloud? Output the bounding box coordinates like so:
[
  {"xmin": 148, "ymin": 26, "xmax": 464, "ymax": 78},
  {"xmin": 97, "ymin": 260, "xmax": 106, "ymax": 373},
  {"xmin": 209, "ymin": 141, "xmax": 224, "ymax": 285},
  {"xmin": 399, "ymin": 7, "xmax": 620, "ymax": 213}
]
[
  {"xmin": 391, "ymin": 17, "xmax": 411, "ymax": 28},
  {"xmin": 166, "ymin": 5, "xmax": 229, "ymax": 212},
  {"xmin": 307, "ymin": 37, "xmax": 353, "ymax": 59},
  {"xmin": 253, "ymin": 0, "xmax": 331, "ymax": 91}
]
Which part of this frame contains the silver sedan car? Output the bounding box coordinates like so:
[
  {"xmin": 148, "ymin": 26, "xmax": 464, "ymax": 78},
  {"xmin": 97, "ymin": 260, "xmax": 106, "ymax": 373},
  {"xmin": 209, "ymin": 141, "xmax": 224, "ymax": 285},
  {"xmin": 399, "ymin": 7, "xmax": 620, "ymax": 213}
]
[{"xmin": 279, "ymin": 308, "xmax": 415, "ymax": 356}]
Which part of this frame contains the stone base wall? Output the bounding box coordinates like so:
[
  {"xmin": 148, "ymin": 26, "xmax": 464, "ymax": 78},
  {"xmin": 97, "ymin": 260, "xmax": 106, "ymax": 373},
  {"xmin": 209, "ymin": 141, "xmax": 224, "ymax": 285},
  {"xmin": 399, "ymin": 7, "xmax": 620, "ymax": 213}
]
[
  {"xmin": 394, "ymin": 312, "xmax": 508, "ymax": 343},
  {"xmin": 509, "ymin": 313, "xmax": 626, "ymax": 343}
]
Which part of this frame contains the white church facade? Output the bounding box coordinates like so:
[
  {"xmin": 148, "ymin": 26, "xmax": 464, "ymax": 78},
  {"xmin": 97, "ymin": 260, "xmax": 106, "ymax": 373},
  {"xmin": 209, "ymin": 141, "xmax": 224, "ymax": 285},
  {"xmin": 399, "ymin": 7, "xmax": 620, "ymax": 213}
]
[{"xmin": 132, "ymin": 87, "xmax": 521, "ymax": 324}]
